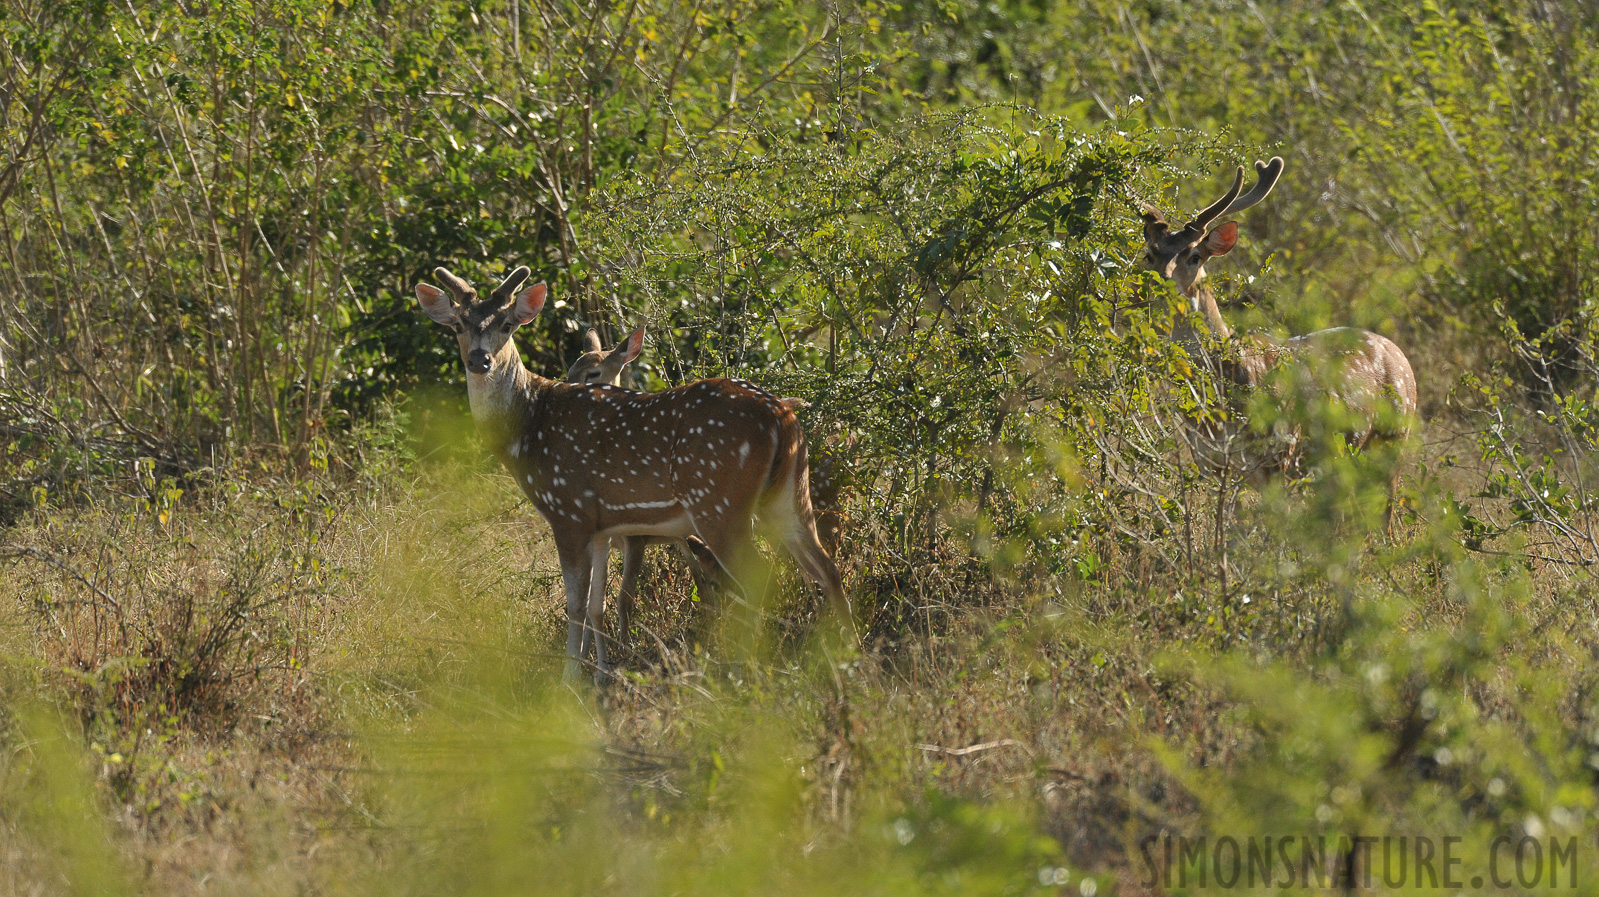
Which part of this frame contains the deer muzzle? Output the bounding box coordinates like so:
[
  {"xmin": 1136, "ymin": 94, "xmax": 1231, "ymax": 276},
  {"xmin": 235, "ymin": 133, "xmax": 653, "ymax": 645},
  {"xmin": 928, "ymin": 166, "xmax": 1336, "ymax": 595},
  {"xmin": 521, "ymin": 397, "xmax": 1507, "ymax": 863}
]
[{"xmin": 467, "ymin": 348, "xmax": 493, "ymax": 374}]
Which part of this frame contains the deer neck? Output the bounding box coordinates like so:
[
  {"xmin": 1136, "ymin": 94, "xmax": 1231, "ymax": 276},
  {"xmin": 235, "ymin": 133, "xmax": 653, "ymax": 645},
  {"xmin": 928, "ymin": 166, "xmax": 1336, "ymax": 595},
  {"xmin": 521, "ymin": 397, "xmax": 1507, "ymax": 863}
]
[
  {"xmin": 1178, "ymin": 277, "xmax": 1232, "ymax": 342},
  {"xmin": 465, "ymin": 342, "xmax": 544, "ymax": 451}
]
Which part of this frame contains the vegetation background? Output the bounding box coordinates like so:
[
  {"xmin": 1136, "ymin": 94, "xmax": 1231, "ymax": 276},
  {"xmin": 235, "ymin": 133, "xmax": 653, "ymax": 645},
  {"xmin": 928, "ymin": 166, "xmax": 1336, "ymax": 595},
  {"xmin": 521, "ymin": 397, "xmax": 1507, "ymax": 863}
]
[{"xmin": 2, "ymin": 0, "xmax": 1599, "ymax": 892}]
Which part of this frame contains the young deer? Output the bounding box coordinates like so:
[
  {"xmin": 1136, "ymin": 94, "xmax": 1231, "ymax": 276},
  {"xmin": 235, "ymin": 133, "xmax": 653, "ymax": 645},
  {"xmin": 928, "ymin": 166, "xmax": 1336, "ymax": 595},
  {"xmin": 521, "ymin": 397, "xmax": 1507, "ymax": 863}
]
[
  {"xmin": 1139, "ymin": 158, "xmax": 1418, "ymax": 525},
  {"xmin": 416, "ymin": 267, "xmax": 848, "ymax": 681},
  {"xmin": 565, "ymin": 328, "xmax": 846, "ymax": 642},
  {"xmin": 566, "ymin": 326, "xmax": 648, "ymax": 387}
]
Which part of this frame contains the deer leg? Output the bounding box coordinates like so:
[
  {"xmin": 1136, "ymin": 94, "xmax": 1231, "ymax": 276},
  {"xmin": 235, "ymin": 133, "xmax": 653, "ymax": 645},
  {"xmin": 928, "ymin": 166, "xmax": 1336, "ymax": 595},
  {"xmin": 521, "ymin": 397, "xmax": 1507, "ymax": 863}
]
[
  {"xmin": 782, "ymin": 527, "xmax": 849, "ymax": 620},
  {"xmin": 585, "ymin": 538, "xmax": 612, "ymax": 683},
  {"xmin": 557, "ymin": 542, "xmax": 592, "ymax": 683},
  {"xmin": 767, "ymin": 492, "xmax": 851, "ymax": 625},
  {"xmin": 1383, "ymin": 465, "xmax": 1401, "ymax": 540},
  {"xmin": 617, "ymin": 536, "xmax": 646, "ymax": 643}
]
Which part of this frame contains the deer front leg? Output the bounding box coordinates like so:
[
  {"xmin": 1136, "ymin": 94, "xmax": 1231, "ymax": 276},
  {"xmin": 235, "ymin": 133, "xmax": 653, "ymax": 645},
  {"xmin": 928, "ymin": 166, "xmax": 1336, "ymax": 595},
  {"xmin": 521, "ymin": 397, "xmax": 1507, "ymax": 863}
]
[
  {"xmin": 1383, "ymin": 463, "xmax": 1403, "ymax": 540},
  {"xmin": 585, "ymin": 538, "xmax": 612, "ymax": 683},
  {"xmin": 616, "ymin": 536, "xmax": 646, "ymax": 642}
]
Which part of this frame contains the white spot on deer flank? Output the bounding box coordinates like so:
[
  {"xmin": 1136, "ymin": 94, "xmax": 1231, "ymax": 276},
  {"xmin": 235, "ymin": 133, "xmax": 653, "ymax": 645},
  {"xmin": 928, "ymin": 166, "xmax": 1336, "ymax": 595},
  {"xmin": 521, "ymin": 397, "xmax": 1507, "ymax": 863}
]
[{"xmin": 739, "ymin": 441, "xmax": 751, "ymax": 461}]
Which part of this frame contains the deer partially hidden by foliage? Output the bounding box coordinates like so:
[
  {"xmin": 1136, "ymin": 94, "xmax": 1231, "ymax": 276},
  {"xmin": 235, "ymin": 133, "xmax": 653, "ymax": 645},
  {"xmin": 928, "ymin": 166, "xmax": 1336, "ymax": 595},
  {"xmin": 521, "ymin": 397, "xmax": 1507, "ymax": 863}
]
[
  {"xmin": 1138, "ymin": 157, "xmax": 1418, "ymax": 530},
  {"xmin": 565, "ymin": 327, "xmax": 850, "ymax": 643},
  {"xmin": 416, "ymin": 266, "xmax": 848, "ymax": 682}
]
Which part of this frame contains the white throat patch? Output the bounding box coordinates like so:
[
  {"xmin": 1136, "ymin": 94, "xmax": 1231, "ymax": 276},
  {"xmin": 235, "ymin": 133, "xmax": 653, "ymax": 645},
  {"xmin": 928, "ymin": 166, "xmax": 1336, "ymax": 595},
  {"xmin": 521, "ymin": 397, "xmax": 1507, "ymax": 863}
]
[{"xmin": 467, "ymin": 364, "xmax": 522, "ymax": 422}]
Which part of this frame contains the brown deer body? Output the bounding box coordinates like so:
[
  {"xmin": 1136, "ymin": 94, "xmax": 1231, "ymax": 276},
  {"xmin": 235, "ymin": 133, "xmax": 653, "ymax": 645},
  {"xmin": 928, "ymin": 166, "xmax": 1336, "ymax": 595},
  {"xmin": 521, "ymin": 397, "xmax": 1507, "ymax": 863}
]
[
  {"xmin": 565, "ymin": 328, "xmax": 846, "ymax": 643},
  {"xmin": 1140, "ymin": 158, "xmax": 1417, "ymax": 524},
  {"xmin": 417, "ymin": 267, "xmax": 846, "ymax": 681},
  {"xmin": 564, "ymin": 326, "xmax": 718, "ymax": 641}
]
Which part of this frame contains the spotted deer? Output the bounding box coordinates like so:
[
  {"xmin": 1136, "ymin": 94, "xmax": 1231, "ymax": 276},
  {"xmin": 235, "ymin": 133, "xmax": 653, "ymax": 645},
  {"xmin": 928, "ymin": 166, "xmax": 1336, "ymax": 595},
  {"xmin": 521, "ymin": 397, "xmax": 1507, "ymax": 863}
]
[
  {"xmin": 567, "ymin": 326, "xmax": 648, "ymax": 387},
  {"xmin": 416, "ymin": 267, "xmax": 848, "ymax": 681},
  {"xmin": 565, "ymin": 327, "xmax": 848, "ymax": 642},
  {"xmin": 1138, "ymin": 157, "xmax": 1418, "ymax": 528}
]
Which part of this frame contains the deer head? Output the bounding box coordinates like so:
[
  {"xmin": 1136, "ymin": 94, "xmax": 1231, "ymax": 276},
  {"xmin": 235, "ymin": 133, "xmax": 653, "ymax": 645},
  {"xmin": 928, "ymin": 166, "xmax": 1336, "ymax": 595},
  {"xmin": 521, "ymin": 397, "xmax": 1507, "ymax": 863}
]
[
  {"xmin": 565, "ymin": 326, "xmax": 646, "ymax": 386},
  {"xmin": 1140, "ymin": 157, "xmax": 1283, "ymax": 300},
  {"xmin": 416, "ymin": 266, "xmax": 546, "ymax": 376}
]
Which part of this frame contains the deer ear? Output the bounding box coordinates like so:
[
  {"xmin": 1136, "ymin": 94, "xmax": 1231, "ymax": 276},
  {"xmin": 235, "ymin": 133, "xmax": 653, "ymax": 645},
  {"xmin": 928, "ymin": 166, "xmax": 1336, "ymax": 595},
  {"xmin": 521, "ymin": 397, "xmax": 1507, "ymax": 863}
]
[
  {"xmin": 1204, "ymin": 221, "xmax": 1239, "ymax": 256},
  {"xmin": 1139, "ymin": 203, "xmax": 1169, "ymax": 240},
  {"xmin": 416, "ymin": 283, "xmax": 460, "ymax": 325},
  {"xmin": 616, "ymin": 326, "xmax": 645, "ymax": 364},
  {"xmin": 582, "ymin": 330, "xmax": 602, "ymax": 353},
  {"xmin": 512, "ymin": 283, "xmax": 547, "ymax": 325}
]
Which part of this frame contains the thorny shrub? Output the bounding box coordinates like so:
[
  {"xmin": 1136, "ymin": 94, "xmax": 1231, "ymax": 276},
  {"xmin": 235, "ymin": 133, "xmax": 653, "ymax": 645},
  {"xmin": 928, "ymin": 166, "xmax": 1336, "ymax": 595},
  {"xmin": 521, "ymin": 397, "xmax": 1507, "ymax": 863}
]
[{"xmin": 2, "ymin": 486, "xmax": 342, "ymax": 797}]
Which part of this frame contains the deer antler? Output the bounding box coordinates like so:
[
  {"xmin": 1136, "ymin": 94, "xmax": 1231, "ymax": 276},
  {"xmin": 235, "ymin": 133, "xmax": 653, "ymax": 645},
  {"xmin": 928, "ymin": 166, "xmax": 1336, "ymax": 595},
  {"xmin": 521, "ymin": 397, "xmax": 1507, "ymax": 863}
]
[
  {"xmin": 1216, "ymin": 157, "xmax": 1283, "ymax": 219},
  {"xmin": 491, "ymin": 265, "xmax": 531, "ymax": 304},
  {"xmin": 1184, "ymin": 167, "xmax": 1245, "ymax": 233},
  {"xmin": 434, "ymin": 267, "xmax": 476, "ymax": 301},
  {"xmin": 1185, "ymin": 157, "xmax": 1285, "ymax": 233}
]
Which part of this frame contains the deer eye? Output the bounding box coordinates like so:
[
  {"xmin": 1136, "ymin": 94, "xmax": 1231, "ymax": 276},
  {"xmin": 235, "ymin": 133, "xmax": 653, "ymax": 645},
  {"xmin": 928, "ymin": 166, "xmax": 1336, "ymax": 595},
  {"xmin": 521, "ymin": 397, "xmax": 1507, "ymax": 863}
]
[{"xmin": 1188, "ymin": 252, "xmax": 1203, "ymax": 264}]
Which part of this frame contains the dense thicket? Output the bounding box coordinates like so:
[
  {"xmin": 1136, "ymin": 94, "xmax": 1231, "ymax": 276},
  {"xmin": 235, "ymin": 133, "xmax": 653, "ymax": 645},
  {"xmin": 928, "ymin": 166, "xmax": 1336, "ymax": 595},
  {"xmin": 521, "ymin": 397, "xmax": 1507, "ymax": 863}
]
[{"xmin": 4, "ymin": 0, "xmax": 1596, "ymax": 529}]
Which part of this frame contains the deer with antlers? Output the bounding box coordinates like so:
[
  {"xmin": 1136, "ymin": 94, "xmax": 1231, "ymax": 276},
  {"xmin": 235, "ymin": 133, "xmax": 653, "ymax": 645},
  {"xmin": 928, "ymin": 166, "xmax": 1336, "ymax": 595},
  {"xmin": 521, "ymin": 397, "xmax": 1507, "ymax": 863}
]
[
  {"xmin": 415, "ymin": 267, "xmax": 848, "ymax": 682},
  {"xmin": 1138, "ymin": 157, "xmax": 1418, "ymax": 528},
  {"xmin": 565, "ymin": 327, "xmax": 849, "ymax": 643}
]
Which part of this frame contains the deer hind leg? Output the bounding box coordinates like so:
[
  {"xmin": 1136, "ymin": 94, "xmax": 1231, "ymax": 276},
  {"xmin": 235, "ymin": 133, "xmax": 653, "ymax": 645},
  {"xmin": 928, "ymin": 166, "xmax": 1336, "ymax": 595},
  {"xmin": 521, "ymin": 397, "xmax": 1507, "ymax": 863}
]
[
  {"xmin": 1383, "ymin": 469, "xmax": 1400, "ymax": 539},
  {"xmin": 780, "ymin": 522, "xmax": 849, "ymax": 620},
  {"xmin": 1381, "ymin": 430, "xmax": 1410, "ymax": 540},
  {"xmin": 764, "ymin": 478, "xmax": 850, "ymax": 623}
]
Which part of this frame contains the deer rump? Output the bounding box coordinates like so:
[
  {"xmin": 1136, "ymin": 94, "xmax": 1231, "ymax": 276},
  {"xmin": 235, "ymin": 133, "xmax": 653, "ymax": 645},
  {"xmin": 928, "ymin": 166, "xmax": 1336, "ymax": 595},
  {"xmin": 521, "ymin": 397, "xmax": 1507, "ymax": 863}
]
[{"xmin": 1182, "ymin": 326, "xmax": 1416, "ymax": 484}]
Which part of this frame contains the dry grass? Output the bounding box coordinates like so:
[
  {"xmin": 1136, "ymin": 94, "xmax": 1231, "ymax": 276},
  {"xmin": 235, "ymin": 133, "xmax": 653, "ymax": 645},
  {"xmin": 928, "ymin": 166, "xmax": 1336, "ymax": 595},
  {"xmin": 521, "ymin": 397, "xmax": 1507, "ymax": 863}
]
[
  {"xmin": 1, "ymin": 404, "xmax": 1597, "ymax": 895},
  {"xmin": 0, "ymin": 452, "xmax": 1198, "ymax": 892}
]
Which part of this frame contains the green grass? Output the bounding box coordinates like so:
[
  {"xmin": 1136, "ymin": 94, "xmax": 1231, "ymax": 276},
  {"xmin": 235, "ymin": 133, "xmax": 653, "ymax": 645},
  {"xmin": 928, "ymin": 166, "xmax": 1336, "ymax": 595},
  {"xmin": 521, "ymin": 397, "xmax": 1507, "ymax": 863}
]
[{"xmin": 2, "ymin": 396, "xmax": 1597, "ymax": 895}]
